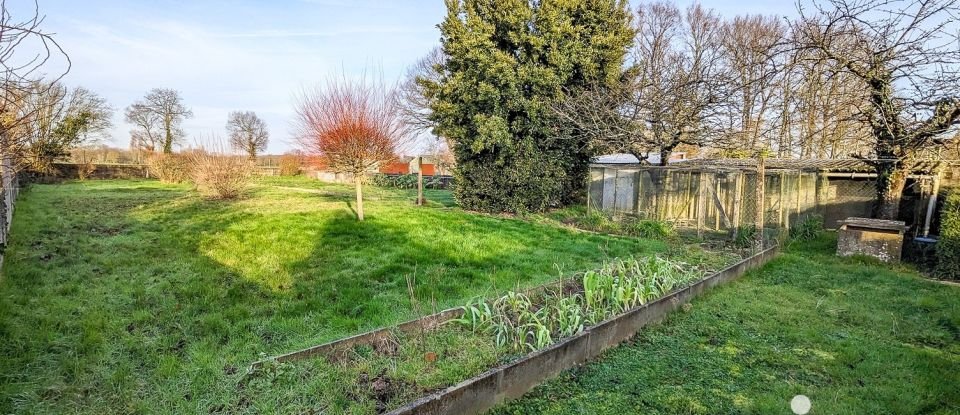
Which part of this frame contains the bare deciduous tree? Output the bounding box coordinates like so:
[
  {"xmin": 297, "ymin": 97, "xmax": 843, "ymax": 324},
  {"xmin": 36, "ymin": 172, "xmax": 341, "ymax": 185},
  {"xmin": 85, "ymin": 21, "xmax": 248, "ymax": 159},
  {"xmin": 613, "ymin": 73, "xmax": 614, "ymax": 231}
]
[
  {"xmin": 125, "ymin": 88, "xmax": 192, "ymax": 154},
  {"xmin": 639, "ymin": 3, "xmax": 729, "ymax": 165},
  {"xmin": 14, "ymin": 81, "xmax": 111, "ymax": 172},
  {"xmin": 424, "ymin": 137, "xmax": 455, "ymax": 176},
  {"xmin": 397, "ymin": 48, "xmax": 449, "ymax": 204},
  {"xmin": 396, "ymin": 47, "xmax": 444, "ymax": 135},
  {"xmin": 0, "ymin": 0, "xmax": 70, "ymax": 171},
  {"xmin": 554, "ymin": 2, "xmax": 728, "ymax": 165},
  {"xmin": 716, "ymin": 15, "xmax": 788, "ymax": 154},
  {"xmin": 788, "ymin": 41, "xmax": 873, "ymax": 159},
  {"xmin": 798, "ymin": 0, "xmax": 960, "ymax": 219},
  {"xmin": 226, "ymin": 111, "xmax": 269, "ymax": 161},
  {"xmin": 294, "ymin": 74, "xmax": 410, "ymax": 221},
  {"xmin": 126, "ymin": 108, "xmax": 161, "ymax": 154}
]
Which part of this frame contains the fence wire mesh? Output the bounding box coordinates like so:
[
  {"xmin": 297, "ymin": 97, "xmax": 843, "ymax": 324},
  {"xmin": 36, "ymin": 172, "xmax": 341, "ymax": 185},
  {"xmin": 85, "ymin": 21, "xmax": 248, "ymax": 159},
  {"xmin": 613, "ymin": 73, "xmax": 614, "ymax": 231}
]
[
  {"xmin": 0, "ymin": 158, "xmax": 19, "ymax": 251},
  {"xmin": 587, "ymin": 164, "xmax": 934, "ymax": 235}
]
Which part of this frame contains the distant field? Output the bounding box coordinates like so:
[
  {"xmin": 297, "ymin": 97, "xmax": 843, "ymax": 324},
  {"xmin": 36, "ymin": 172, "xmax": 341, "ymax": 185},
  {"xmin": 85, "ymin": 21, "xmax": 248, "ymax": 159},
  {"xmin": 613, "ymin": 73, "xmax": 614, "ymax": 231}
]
[
  {"xmin": 0, "ymin": 177, "xmax": 667, "ymax": 413},
  {"xmin": 496, "ymin": 235, "xmax": 960, "ymax": 415}
]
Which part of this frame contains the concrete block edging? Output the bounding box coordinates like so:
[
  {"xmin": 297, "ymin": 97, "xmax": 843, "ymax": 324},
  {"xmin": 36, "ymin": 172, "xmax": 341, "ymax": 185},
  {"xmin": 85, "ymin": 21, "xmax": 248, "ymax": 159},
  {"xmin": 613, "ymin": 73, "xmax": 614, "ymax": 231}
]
[{"xmin": 249, "ymin": 278, "xmax": 584, "ymax": 370}]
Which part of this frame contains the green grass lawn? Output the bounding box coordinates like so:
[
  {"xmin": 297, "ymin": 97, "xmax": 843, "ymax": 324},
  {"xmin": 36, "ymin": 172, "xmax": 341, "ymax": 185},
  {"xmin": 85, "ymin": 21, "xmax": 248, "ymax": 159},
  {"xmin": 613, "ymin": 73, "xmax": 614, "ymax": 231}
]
[
  {"xmin": 496, "ymin": 234, "xmax": 960, "ymax": 415},
  {"xmin": 0, "ymin": 177, "xmax": 668, "ymax": 414}
]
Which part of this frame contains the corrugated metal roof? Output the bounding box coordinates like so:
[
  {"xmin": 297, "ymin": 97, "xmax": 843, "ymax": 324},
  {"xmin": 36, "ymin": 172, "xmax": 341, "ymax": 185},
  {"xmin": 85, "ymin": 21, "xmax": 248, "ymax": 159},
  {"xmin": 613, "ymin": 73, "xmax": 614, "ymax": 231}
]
[
  {"xmin": 593, "ymin": 152, "xmax": 688, "ymax": 165},
  {"xmin": 591, "ymin": 158, "xmax": 948, "ymax": 173},
  {"xmin": 676, "ymin": 158, "xmax": 880, "ymax": 172}
]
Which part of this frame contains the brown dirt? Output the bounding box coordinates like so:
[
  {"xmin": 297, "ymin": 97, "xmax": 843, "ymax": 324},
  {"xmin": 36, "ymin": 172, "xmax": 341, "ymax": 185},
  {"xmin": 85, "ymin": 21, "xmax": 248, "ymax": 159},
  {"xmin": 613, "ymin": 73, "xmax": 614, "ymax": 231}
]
[{"xmin": 354, "ymin": 369, "xmax": 419, "ymax": 414}]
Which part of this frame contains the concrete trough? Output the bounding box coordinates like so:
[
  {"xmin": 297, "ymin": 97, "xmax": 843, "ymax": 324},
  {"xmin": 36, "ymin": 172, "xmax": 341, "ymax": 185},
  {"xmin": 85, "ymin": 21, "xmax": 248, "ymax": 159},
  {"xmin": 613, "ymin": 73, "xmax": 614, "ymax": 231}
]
[
  {"xmin": 386, "ymin": 245, "xmax": 779, "ymax": 415},
  {"xmin": 836, "ymin": 217, "xmax": 907, "ymax": 263}
]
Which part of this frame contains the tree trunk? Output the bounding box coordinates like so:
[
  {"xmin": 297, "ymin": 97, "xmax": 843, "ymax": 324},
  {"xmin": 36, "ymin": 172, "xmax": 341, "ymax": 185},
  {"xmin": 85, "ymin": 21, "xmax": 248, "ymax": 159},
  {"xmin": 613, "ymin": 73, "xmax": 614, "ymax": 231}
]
[
  {"xmin": 163, "ymin": 116, "xmax": 173, "ymax": 154},
  {"xmin": 354, "ymin": 175, "xmax": 365, "ymax": 221},
  {"xmin": 658, "ymin": 148, "xmax": 671, "ymax": 166},
  {"xmin": 874, "ymin": 164, "xmax": 907, "ymax": 220},
  {"xmin": 628, "ymin": 150, "xmax": 649, "ymax": 165}
]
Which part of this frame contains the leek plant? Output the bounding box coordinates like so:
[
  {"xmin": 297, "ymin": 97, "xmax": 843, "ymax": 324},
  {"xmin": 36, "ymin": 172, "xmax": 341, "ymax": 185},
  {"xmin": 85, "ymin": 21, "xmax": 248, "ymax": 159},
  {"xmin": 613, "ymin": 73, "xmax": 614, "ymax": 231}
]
[{"xmin": 455, "ymin": 256, "xmax": 699, "ymax": 353}]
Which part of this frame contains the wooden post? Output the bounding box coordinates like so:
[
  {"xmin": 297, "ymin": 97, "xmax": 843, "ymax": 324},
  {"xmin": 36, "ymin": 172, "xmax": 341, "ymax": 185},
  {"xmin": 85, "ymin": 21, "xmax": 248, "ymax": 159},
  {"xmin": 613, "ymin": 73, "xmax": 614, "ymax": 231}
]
[
  {"xmin": 354, "ymin": 174, "xmax": 365, "ymax": 221},
  {"xmin": 731, "ymin": 172, "xmax": 743, "ymax": 233},
  {"xmin": 714, "ymin": 175, "xmax": 721, "ymax": 230},
  {"xmin": 796, "ymin": 173, "xmax": 802, "ymax": 216},
  {"xmin": 922, "ymin": 169, "xmax": 944, "ymax": 237},
  {"xmin": 697, "ymin": 172, "xmax": 707, "ymax": 236},
  {"xmin": 610, "ymin": 169, "xmax": 620, "ymax": 214},
  {"xmin": 416, "ymin": 156, "xmax": 424, "ymax": 206},
  {"xmin": 779, "ymin": 172, "xmax": 787, "ymax": 229},
  {"xmin": 755, "ymin": 157, "xmax": 765, "ymax": 247},
  {"xmin": 635, "ymin": 170, "xmax": 644, "ymax": 217},
  {"xmin": 660, "ymin": 170, "xmax": 672, "ymax": 220},
  {"xmin": 586, "ymin": 167, "xmax": 593, "ymax": 214},
  {"xmin": 815, "ymin": 172, "xmax": 829, "ymax": 217}
]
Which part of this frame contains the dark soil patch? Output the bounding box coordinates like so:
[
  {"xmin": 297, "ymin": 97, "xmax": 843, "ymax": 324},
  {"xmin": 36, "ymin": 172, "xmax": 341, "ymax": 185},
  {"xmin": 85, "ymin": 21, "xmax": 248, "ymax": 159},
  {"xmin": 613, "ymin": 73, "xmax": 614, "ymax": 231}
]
[{"xmin": 354, "ymin": 369, "xmax": 419, "ymax": 414}]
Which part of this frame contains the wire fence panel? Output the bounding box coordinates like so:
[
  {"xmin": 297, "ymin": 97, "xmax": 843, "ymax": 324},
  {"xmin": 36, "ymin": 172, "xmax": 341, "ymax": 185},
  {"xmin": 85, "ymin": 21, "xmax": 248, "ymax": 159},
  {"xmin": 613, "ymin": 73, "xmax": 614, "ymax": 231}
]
[
  {"xmin": 587, "ymin": 164, "xmax": 935, "ymax": 235},
  {"xmin": 0, "ymin": 156, "xmax": 19, "ymax": 256}
]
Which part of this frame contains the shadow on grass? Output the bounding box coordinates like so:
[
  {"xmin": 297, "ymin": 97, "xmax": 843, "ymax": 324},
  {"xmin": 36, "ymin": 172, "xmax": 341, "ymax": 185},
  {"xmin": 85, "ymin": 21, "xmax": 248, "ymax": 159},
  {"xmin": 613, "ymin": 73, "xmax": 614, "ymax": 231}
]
[
  {"xmin": 0, "ymin": 179, "xmax": 664, "ymax": 414},
  {"xmin": 495, "ymin": 233, "xmax": 960, "ymax": 415}
]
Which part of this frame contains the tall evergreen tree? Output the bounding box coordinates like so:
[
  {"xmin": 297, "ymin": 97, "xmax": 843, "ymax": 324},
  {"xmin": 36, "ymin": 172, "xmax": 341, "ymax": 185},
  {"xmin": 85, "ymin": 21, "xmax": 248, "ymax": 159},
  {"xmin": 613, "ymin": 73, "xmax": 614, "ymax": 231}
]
[{"xmin": 427, "ymin": 0, "xmax": 633, "ymax": 212}]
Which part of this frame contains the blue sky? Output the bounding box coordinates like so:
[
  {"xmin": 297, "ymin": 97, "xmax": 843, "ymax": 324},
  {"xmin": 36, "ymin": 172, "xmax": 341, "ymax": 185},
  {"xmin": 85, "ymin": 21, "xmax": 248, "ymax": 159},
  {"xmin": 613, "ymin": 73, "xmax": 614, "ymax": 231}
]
[{"xmin": 32, "ymin": 0, "xmax": 797, "ymax": 154}]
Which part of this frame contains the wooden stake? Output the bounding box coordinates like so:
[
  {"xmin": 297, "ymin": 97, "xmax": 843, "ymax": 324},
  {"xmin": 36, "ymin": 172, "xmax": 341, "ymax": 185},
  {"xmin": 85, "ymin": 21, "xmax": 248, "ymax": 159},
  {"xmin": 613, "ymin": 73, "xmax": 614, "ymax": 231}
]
[
  {"xmin": 779, "ymin": 172, "xmax": 786, "ymax": 229},
  {"xmin": 417, "ymin": 156, "xmax": 424, "ymax": 206},
  {"xmin": 755, "ymin": 156, "xmax": 765, "ymax": 246}
]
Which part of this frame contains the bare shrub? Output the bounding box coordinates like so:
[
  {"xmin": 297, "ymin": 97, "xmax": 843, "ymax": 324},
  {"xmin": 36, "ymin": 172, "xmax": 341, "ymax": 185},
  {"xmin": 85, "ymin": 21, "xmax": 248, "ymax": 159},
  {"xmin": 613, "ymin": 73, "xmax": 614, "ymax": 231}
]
[
  {"xmin": 77, "ymin": 161, "xmax": 95, "ymax": 181},
  {"xmin": 278, "ymin": 153, "xmax": 302, "ymax": 176},
  {"xmin": 187, "ymin": 149, "xmax": 254, "ymax": 199},
  {"xmin": 147, "ymin": 153, "xmax": 189, "ymax": 183}
]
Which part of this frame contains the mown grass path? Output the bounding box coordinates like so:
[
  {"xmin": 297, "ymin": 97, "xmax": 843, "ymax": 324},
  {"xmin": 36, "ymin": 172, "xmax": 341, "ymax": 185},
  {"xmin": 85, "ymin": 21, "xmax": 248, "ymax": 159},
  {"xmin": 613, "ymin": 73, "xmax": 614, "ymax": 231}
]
[{"xmin": 496, "ymin": 235, "xmax": 960, "ymax": 414}]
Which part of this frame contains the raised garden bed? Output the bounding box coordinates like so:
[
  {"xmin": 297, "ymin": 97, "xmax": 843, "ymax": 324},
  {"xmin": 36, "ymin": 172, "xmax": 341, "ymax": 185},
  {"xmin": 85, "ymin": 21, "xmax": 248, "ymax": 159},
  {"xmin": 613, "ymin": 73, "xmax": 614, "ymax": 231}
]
[{"xmin": 243, "ymin": 247, "xmax": 775, "ymax": 414}]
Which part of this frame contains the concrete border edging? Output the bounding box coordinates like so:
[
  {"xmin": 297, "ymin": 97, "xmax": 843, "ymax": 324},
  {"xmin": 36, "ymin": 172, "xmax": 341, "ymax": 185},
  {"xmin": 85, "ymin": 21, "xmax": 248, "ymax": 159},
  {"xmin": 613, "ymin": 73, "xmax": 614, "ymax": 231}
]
[
  {"xmin": 250, "ymin": 308, "xmax": 464, "ymax": 369},
  {"xmin": 250, "ymin": 278, "xmax": 583, "ymax": 369},
  {"xmin": 387, "ymin": 245, "xmax": 779, "ymax": 415}
]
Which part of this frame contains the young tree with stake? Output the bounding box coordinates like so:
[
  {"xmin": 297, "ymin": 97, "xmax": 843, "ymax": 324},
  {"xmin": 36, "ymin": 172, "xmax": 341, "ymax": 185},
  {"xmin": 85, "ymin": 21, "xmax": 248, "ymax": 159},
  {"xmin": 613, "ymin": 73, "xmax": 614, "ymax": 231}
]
[
  {"xmin": 397, "ymin": 47, "xmax": 446, "ymax": 205},
  {"xmin": 294, "ymin": 74, "xmax": 409, "ymax": 221}
]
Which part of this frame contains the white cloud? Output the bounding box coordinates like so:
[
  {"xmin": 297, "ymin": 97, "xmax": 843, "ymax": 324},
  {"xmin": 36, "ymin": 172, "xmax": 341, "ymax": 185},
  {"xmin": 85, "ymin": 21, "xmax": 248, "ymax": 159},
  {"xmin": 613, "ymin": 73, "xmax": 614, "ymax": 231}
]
[{"xmin": 47, "ymin": 1, "xmax": 442, "ymax": 154}]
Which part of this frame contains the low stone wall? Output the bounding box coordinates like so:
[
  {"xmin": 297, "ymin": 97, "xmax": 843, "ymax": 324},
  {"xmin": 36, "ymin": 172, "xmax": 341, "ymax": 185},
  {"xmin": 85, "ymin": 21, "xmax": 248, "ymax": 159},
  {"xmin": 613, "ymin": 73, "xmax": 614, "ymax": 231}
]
[{"xmin": 27, "ymin": 163, "xmax": 151, "ymax": 182}]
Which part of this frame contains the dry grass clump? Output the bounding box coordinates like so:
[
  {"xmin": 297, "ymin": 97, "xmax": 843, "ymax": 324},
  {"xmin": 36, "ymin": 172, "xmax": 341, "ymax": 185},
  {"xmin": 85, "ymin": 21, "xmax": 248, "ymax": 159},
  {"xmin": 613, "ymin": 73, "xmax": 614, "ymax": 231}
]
[
  {"xmin": 76, "ymin": 161, "xmax": 96, "ymax": 181},
  {"xmin": 146, "ymin": 153, "xmax": 189, "ymax": 183},
  {"xmin": 187, "ymin": 150, "xmax": 254, "ymax": 199}
]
